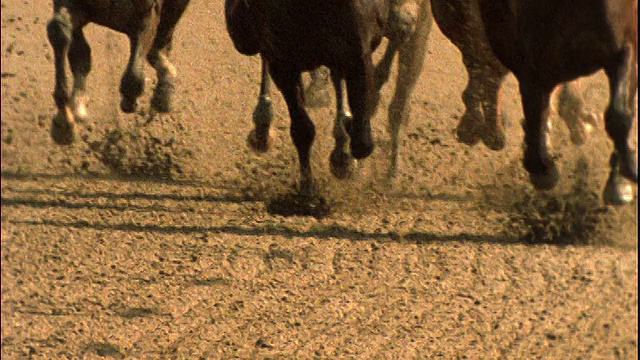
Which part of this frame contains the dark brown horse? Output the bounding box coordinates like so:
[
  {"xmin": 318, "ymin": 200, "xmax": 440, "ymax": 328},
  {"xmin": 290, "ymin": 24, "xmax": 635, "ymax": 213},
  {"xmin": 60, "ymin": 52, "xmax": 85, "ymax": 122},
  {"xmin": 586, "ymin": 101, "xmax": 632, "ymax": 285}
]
[
  {"xmin": 464, "ymin": 0, "xmax": 638, "ymax": 204},
  {"xmin": 225, "ymin": 0, "xmax": 389, "ymax": 196},
  {"xmin": 46, "ymin": 0, "xmax": 191, "ymax": 145}
]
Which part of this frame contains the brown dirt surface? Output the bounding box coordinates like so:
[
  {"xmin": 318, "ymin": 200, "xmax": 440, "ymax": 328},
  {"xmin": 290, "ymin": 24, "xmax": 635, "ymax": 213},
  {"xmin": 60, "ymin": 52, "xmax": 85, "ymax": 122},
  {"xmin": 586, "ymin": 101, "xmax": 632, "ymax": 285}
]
[{"xmin": 2, "ymin": 1, "xmax": 638, "ymax": 358}]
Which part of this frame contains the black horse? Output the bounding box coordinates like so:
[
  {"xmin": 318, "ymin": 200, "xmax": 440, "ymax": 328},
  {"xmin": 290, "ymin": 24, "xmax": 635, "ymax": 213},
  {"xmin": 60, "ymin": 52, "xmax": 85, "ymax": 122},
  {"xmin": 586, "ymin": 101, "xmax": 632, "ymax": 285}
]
[
  {"xmin": 46, "ymin": 0, "xmax": 191, "ymax": 145},
  {"xmin": 225, "ymin": 0, "xmax": 389, "ymax": 197}
]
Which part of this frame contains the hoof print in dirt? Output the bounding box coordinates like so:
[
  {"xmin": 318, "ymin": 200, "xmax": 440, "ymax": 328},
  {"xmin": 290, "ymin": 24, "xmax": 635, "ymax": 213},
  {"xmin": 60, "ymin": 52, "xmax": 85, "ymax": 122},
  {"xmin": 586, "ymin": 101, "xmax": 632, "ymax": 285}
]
[{"xmin": 266, "ymin": 193, "xmax": 331, "ymax": 219}]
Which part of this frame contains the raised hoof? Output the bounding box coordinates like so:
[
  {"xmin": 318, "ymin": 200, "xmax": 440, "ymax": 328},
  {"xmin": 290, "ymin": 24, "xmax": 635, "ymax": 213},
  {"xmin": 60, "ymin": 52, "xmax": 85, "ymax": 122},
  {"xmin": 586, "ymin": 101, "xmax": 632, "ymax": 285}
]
[
  {"xmin": 329, "ymin": 149, "xmax": 357, "ymax": 180},
  {"xmin": 481, "ymin": 126, "xmax": 506, "ymax": 151},
  {"xmin": 528, "ymin": 164, "xmax": 560, "ymax": 191},
  {"xmin": 51, "ymin": 107, "xmax": 76, "ymax": 145},
  {"xmin": 350, "ymin": 136, "xmax": 374, "ymax": 160},
  {"xmin": 252, "ymin": 96, "xmax": 274, "ymax": 128},
  {"xmin": 305, "ymin": 85, "xmax": 331, "ymax": 109},
  {"xmin": 73, "ymin": 96, "xmax": 89, "ymax": 122},
  {"xmin": 120, "ymin": 98, "xmax": 138, "ymax": 113},
  {"xmin": 455, "ymin": 113, "xmax": 482, "ymax": 146},
  {"xmin": 151, "ymin": 81, "xmax": 175, "ymax": 113},
  {"xmin": 247, "ymin": 128, "xmax": 274, "ymax": 153},
  {"xmin": 603, "ymin": 175, "xmax": 635, "ymax": 205}
]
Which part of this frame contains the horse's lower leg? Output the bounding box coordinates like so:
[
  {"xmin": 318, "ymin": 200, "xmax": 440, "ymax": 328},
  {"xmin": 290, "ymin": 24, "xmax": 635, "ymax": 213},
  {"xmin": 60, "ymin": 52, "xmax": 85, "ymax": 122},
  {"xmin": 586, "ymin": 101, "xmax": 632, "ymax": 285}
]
[
  {"xmin": 345, "ymin": 55, "xmax": 376, "ymax": 160},
  {"xmin": 305, "ymin": 66, "xmax": 332, "ymax": 108},
  {"xmin": 375, "ymin": 43, "xmax": 398, "ymax": 90},
  {"xmin": 47, "ymin": 8, "xmax": 75, "ymax": 145},
  {"xmin": 68, "ymin": 28, "xmax": 91, "ymax": 121},
  {"xmin": 329, "ymin": 70, "xmax": 356, "ymax": 179},
  {"xmin": 520, "ymin": 81, "xmax": 559, "ymax": 190},
  {"xmin": 247, "ymin": 57, "xmax": 275, "ymax": 153},
  {"xmin": 479, "ymin": 69, "xmax": 507, "ymax": 150},
  {"xmin": 554, "ymin": 80, "xmax": 597, "ymax": 145},
  {"xmin": 386, "ymin": 8, "xmax": 432, "ymax": 180},
  {"xmin": 120, "ymin": 35, "xmax": 147, "ymax": 113},
  {"xmin": 602, "ymin": 45, "xmax": 637, "ymax": 205},
  {"xmin": 455, "ymin": 59, "xmax": 486, "ymax": 147},
  {"xmin": 270, "ymin": 64, "xmax": 316, "ymax": 195},
  {"xmin": 147, "ymin": 0, "xmax": 189, "ymax": 113}
]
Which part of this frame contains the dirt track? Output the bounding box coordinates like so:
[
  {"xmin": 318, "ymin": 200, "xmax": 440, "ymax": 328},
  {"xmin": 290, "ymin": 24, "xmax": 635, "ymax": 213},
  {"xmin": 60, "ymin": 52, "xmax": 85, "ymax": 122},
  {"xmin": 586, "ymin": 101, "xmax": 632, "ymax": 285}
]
[{"xmin": 1, "ymin": 1, "xmax": 638, "ymax": 358}]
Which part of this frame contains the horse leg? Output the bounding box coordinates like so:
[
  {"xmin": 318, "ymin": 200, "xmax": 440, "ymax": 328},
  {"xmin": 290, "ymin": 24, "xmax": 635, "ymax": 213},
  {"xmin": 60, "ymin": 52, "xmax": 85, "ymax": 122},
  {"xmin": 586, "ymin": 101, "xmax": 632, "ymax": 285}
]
[
  {"xmin": 147, "ymin": 0, "xmax": 190, "ymax": 113},
  {"xmin": 46, "ymin": 6, "xmax": 76, "ymax": 145},
  {"xmin": 520, "ymin": 80, "xmax": 559, "ymax": 190},
  {"xmin": 602, "ymin": 44, "xmax": 637, "ymax": 205},
  {"xmin": 345, "ymin": 54, "xmax": 376, "ymax": 160},
  {"xmin": 478, "ymin": 66, "xmax": 508, "ymax": 150},
  {"xmin": 247, "ymin": 57, "xmax": 275, "ymax": 153},
  {"xmin": 329, "ymin": 70, "xmax": 357, "ymax": 179},
  {"xmin": 68, "ymin": 27, "xmax": 91, "ymax": 122},
  {"xmin": 120, "ymin": 15, "xmax": 157, "ymax": 114},
  {"xmin": 375, "ymin": 43, "xmax": 398, "ymax": 91},
  {"xmin": 455, "ymin": 56, "xmax": 492, "ymax": 147},
  {"xmin": 305, "ymin": 66, "xmax": 332, "ymax": 109},
  {"xmin": 386, "ymin": 2, "xmax": 432, "ymax": 180},
  {"xmin": 269, "ymin": 63, "xmax": 317, "ymax": 195},
  {"xmin": 553, "ymin": 80, "xmax": 598, "ymax": 146}
]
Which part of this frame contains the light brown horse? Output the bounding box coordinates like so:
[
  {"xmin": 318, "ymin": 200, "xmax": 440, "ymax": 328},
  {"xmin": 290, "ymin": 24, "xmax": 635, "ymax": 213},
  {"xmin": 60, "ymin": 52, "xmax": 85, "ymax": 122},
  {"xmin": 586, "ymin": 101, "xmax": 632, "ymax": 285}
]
[{"xmin": 46, "ymin": 0, "xmax": 191, "ymax": 145}]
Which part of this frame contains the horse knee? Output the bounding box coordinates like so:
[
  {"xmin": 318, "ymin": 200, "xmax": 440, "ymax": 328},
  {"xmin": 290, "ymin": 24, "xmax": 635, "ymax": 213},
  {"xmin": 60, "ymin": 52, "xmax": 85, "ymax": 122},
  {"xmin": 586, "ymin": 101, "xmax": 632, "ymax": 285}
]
[{"xmin": 47, "ymin": 13, "xmax": 72, "ymax": 48}]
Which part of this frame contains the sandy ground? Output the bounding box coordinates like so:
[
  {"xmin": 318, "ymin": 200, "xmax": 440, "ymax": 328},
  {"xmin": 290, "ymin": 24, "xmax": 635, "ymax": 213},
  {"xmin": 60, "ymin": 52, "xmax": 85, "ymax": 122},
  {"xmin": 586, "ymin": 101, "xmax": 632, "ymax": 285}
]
[{"xmin": 1, "ymin": 0, "xmax": 638, "ymax": 358}]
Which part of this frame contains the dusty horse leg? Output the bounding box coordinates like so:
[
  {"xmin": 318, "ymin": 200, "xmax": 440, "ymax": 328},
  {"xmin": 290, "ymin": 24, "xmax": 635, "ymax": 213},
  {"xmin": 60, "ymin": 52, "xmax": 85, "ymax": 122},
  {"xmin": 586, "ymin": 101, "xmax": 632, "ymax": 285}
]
[
  {"xmin": 305, "ymin": 67, "xmax": 332, "ymax": 108},
  {"xmin": 269, "ymin": 64, "xmax": 317, "ymax": 195},
  {"xmin": 602, "ymin": 45, "xmax": 637, "ymax": 205},
  {"xmin": 374, "ymin": 43, "xmax": 398, "ymax": 90},
  {"xmin": 386, "ymin": 2, "xmax": 432, "ymax": 180},
  {"xmin": 552, "ymin": 81, "xmax": 598, "ymax": 145},
  {"xmin": 68, "ymin": 28, "xmax": 91, "ymax": 122},
  {"xmin": 345, "ymin": 55, "xmax": 376, "ymax": 160},
  {"xmin": 329, "ymin": 70, "xmax": 357, "ymax": 179},
  {"xmin": 47, "ymin": 7, "xmax": 76, "ymax": 145},
  {"xmin": 147, "ymin": 0, "xmax": 189, "ymax": 113},
  {"xmin": 478, "ymin": 67, "xmax": 508, "ymax": 150},
  {"xmin": 247, "ymin": 57, "xmax": 275, "ymax": 153},
  {"xmin": 455, "ymin": 58, "xmax": 487, "ymax": 147},
  {"xmin": 520, "ymin": 81, "xmax": 559, "ymax": 190}
]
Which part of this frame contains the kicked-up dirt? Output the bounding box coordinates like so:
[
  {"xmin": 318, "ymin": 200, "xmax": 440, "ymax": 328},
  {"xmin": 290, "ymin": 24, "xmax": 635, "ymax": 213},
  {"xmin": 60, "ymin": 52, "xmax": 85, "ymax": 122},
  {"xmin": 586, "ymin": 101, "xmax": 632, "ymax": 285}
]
[{"xmin": 1, "ymin": 0, "xmax": 637, "ymax": 358}]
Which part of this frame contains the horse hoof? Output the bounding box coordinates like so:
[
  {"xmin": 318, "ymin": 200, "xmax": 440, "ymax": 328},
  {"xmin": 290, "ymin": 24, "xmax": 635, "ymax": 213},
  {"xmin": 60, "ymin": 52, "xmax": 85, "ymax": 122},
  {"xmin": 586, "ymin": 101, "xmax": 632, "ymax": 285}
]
[
  {"xmin": 151, "ymin": 81, "xmax": 175, "ymax": 113},
  {"xmin": 252, "ymin": 96, "xmax": 274, "ymax": 127},
  {"xmin": 603, "ymin": 176, "xmax": 634, "ymax": 205},
  {"xmin": 528, "ymin": 165, "xmax": 560, "ymax": 191},
  {"xmin": 329, "ymin": 149, "xmax": 357, "ymax": 179},
  {"xmin": 51, "ymin": 107, "xmax": 76, "ymax": 145},
  {"xmin": 481, "ymin": 127, "xmax": 506, "ymax": 151},
  {"xmin": 305, "ymin": 87, "xmax": 331, "ymax": 109},
  {"xmin": 455, "ymin": 114, "xmax": 482, "ymax": 146},
  {"xmin": 120, "ymin": 98, "xmax": 138, "ymax": 113},
  {"xmin": 73, "ymin": 96, "xmax": 89, "ymax": 122},
  {"xmin": 350, "ymin": 137, "xmax": 374, "ymax": 160},
  {"xmin": 247, "ymin": 128, "xmax": 274, "ymax": 153}
]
